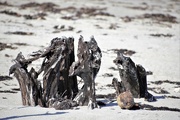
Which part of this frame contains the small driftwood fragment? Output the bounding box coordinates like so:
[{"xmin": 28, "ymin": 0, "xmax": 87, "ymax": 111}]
[
  {"xmin": 49, "ymin": 97, "xmax": 78, "ymax": 110},
  {"xmin": 113, "ymin": 52, "xmax": 156, "ymax": 103},
  {"xmin": 112, "ymin": 78, "xmax": 125, "ymax": 95},
  {"xmin": 69, "ymin": 36, "xmax": 102, "ymax": 109}
]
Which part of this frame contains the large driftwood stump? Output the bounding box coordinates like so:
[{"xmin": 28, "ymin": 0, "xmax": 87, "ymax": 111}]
[
  {"xmin": 9, "ymin": 36, "xmax": 102, "ymax": 110},
  {"xmin": 38, "ymin": 37, "xmax": 78, "ymax": 106},
  {"xmin": 113, "ymin": 52, "xmax": 156, "ymax": 102},
  {"xmin": 69, "ymin": 36, "xmax": 102, "ymax": 109},
  {"xmin": 9, "ymin": 37, "xmax": 78, "ymax": 109}
]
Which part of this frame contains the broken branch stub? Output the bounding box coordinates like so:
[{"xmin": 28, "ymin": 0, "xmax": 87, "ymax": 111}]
[
  {"xmin": 69, "ymin": 36, "xmax": 102, "ymax": 109},
  {"xmin": 9, "ymin": 52, "xmax": 32, "ymax": 106},
  {"xmin": 113, "ymin": 52, "xmax": 156, "ymax": 102}
]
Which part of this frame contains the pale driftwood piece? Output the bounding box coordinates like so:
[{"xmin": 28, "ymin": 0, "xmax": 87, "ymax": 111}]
[
  {"xmin": 9, "ymin": 52, "xmax": 32, "ymax": 106},
  {"xmin": 113, "ymin": 52, "xmax": 156, "ymax": 102},
  {"xmin": 69, "ymin": 36, "xmax": 102, "ymax": 109}
]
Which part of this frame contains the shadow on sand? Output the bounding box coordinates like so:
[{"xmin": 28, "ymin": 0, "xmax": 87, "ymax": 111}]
[{"xmin": 0, "ymin": 111, "xmax": 67, "ymax": 120}]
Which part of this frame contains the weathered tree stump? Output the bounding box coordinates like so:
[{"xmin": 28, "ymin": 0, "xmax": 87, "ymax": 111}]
[
  {"xmin": 9, "ymin": 37, "xmax": 78, "ymax": 109},
  {"xmin": 9, "ymin": 36, "xmax": 101, "ymax": 110},
  {"xmin": 69, "ymin": 36, "xmax": 102, "ymax": 109},
  {"xmin": 113, "ymin": 52, "xmax": 156, "ymax": 102}
]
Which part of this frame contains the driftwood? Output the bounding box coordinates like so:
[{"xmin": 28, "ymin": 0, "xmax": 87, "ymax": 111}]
[
  {"xmin": 69, "ymin": 36, "xmax": 102, "ymax": 109},
  {"xmin": 9, "ymin": 35, "xmax": 155, "ymax": 110},
  {"xmin": 113, "ymin": 52, "xmax": 156, "ymax": 102},
  {"xmin": 9, "ymin": 52, "xmax": 33, "ymax": 106},
  {"xmin": 9, "ymin": 37, "xmax": 78, "ymax": 109},
  {"xmin": 9, "ymin": 36, "xmax": 101, "ymax": 110}
]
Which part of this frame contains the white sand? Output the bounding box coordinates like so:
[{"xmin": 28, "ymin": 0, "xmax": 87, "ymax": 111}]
[{"xmin": 0, "ymin": 0, "xmax": 180, "ymax": 119}]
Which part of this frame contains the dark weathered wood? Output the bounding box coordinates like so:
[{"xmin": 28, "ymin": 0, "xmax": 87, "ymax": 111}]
[
  {"xmin": 136, "ymin": 65, "xmax": 156, "ymax": 102},
  {"xmin": 9, "ymin": 36, "xmax": 102, "ymax": 109},
  {"xmin": 69, "ymin": 36, "xmax": 102, "ymax": 109},
  {"xmin": 9, "ymin": 37, "xmax": 78, "ymax": 109},
  {"xmin": 113, "ymin": 52, "xmax": 156, "ymax": 102},
  {"xmin": 41, "ymin": 37, "xmax": 78, "ymax": 107},
  {"xmin": 112, "ymin": 78, "xmax": 125, "ymax": 96},
  {"xmin": 29, "ymin": 67, "xmax": 45, "ymax": 106},
  {"xmin": 113, "ymin": 52, "xmax": 140, "ymax": 98},
  {"xmin": 136, "ymin": 64, "xmax": 147, "ymax": 97}
]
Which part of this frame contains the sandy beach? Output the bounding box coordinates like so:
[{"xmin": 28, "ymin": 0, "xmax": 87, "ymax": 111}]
[{"xmin": 0, "ymin": 0, "xmax": 180, "ymax": 119}]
